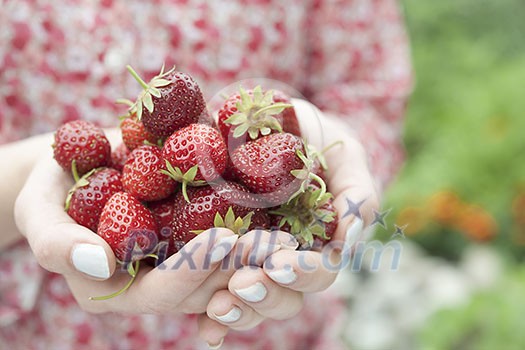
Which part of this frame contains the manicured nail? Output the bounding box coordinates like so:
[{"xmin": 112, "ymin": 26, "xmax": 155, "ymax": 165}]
[
  {"xmin": 207, "ymin": 338, "xmax": 224, "ymax": 349},
  {"xmin": 345, "ymin": 218, "xmax": 364, "ymax": 248},
  {"xmin": 71, "ymin": 244, "xmax": 110, "ymax": 279},
  {"xmin": 278, "ymin": 232, "xmax": 299, "ymax": 250},
  {"xmin": 214, "ymin": 306, "xmax": 242, "ymax": 323},
  {"xmin": 209, "ymin": 235, "xmax": 238, "ymax": 263},
  {"xmin": 235, "ymin": 282, "xmax": 267, "ymax": 303},
  {"xmin": 267, "ymin": 267, "xmax": 297, "ymax": 285}
]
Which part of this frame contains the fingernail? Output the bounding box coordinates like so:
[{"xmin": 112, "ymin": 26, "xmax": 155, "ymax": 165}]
[
  {"xmin": 209, "ymin": 235, "xmax": 238, "ymax": 263},
  {"xmin": 207, "ymin": 338, "xmax": 224, "ymax": 349},
  {"xmin": 278, "ymin": 232, "xmax": 299, "ymax": 250},
  {"xmin": 345, "ymin": 218, "xmax": 364, "ymax": 248},
  {"xmin": 235, "ymin": 282, "xmax": 267, "ymax": 303},
  {"xmin": 214, "ymin": 306, "xmax": 242, "ymax": 323},
  {"xmin": 267, "ymin": 267, "xmax": 297, "ymax": 285},
  {"xmin": 71, "ymin": 244, "xmax": 110, "ymax": 279}
]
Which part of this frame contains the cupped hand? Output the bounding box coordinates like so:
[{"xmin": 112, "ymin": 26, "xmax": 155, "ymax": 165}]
[{"xmin": 198, "ymin": 99, "xmax": 380, "ymax": 346}]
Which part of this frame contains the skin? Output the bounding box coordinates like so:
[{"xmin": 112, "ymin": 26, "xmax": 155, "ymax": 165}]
[{"xmin": 6, "ymin": 99, "xmax": 379, "ymax": 347}]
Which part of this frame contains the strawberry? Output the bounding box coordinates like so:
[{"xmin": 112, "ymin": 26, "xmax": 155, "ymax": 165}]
[
  {"xmin": 121, "ymin": 117, "xmax": 159, "ymax": 151},
  {"xmin": 161, "ymin": 123, "xmax": 228, "ymax": 201},
  {"xmin": 217, "ymin": 86, "xmax": 300, "ymax": 150},
  {"xmin": 109, "ymin": 143, "xmax": 130, "ymax": 171},
  {"xmin": 98, "ymin": 192, "xmax": 159, "ymax": 263},
  {"xmin": 231, "ymin": 132, "xmax": 306, "ymax": 205},
  {"xmin": 127, "ymin": 65, "xmax": 209, "ymax": 137},
  {"xmin": 122, "ymin": 145, "xmax": 177, "ymax": 201},
  {"xmin": 53, "ymin": 120, "xmax": 111, "ymax": 175},
  {"xmin": 170, "ymin": 182, "xmax": 270, "ymax": 250},
  {"xmin": 270, "ymin": 184, "xmax": 338, "ymax": 249},
  {"xmin": 65, "ymin": 166, "xmax": 123, "ymax": 232}
]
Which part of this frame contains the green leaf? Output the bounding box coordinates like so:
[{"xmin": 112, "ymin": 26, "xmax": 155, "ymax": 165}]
[
  {"xmin": 151, "ymin": 78, "xmax": 171, "ymax": 88},
  {"xmin": 248, "ymin": 128, "xmax": 259, "ymax": 140},
  {"xmin": 143, "ymin": 92, "xmax": 154, "ymax": 112},
  {"xmin": 253, "ymin": 85, "xmax": 264, "ymax": 105},
  {"xmin": 149, "ymin": 87, "xmax": 161, "ymax": 98},
  {"xmin": 224, "ymin": 207, "xmax": 236, "ymax": 228},
  {"xmin": 184, "ymin": 164, "xmax": 199, "ymax": 182},
  {"xmin": 214, "ymin": 212, "xmax": 225, "ymax": 227},
  {"xmin": 260, "ymin": 127, "xmax": 271, "ymax": 135},
  {"xmin": 233, "ymin": 123, "xmax": 250, "ymax": 138},
  {"xmin": 225, "ymin": 113, "xmax": 248, "ymax": 125}
]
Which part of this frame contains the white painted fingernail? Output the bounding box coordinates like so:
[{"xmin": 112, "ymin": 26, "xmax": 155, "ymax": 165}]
[
  {"xmin": 345, "ymin": 218, "xmax": 364, "ymax": 248},
  {"xmin": 235, "ymin": 282, "xmax": 267, "ymax": 303},
  {"xmin": 268, "ymin": 267, "xmax": 297, "ymax": 285},
  {"xmin": 278, "ymin": 232, "xmax": 299, "ymax": 250},
  {"xmin": 209, "ymin": 235, "xmax": 238, "ymax": 263},
  {"xmin": 71, "ymin": 244, "xmax": 110, "ymax": 279},
  {"xmin": 214, "ymin": 306, "xmax": 242, "ymax": 323},
  {"xmin": 207, "ymin": 338, "xmax": 224, "ymax": 349}
]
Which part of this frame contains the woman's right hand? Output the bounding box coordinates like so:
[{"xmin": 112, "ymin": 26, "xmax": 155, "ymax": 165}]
[{"xmin": 14, "ymin": 152, "xmax": 244, "ymax": 315}]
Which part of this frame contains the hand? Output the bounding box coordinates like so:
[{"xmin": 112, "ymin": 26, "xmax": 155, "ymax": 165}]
[
  {"xmin": 260, "ymin": 99, "xmax": 380, "ymax": 291},
  {"xmin": 13, "ymin": 139, "xmax": 304, "ymax": 348},
  {"xmin": 198, "ymin": 99, "xmax": 380, "ymax": 346}
]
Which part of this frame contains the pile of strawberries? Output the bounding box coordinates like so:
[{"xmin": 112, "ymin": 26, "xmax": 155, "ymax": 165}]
[{"xmin": 53, "ymin": 65, "xmax": 338, "ymax": 270}]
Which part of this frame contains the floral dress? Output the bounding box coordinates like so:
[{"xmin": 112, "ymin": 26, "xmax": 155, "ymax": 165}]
[{"xmin": 0, "ymin": 0, "xmax": 412, "ymax": 348}]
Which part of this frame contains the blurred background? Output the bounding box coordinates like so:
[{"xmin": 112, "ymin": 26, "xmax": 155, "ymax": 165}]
[{"xmin": 338, "ymin": 0, "xmax": 525, "ymax": 349}]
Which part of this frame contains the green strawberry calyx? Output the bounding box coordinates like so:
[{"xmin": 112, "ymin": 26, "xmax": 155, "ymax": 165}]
[
  {"xmin": 289, "ymin": 142, "xmax": 327, "ymax": 201},
  {"xmin": 126, "ymin": 64, "xmax": 175, "ymax": 120},
  {"xmin": 64, "ymin": 160, "xmax": 97, "ymax": 211},
  {"xmin": 224, "ymin": 85, "xmax": 293, "ymax": 140},
  {"xmin": 192, "ymin": 207, "xmax": 254, "ymax": 236},
  {"xmin": 271, "ymin": 186, "xmax": 336, "ymax": 246},
  {"xmin": 161, "ymin": 162, "xmax": 207, "ymax": 203}
]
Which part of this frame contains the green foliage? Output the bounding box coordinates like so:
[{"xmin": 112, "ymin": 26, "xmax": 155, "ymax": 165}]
[
  {"xmin": 385, "ymin": 0, "xmax": 525, "ymax": 258},
  {"xmin": 418, "ymin": 265, "xmax": 525, "ymax": 350}
]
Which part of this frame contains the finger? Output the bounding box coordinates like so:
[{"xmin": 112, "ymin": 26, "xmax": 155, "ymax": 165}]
[
  {"xmin": 206, "ymin": 289, "xmax": 265, "ymax": 331},
  {"xmin": 197, "ymin": 314, "xmax": 229, "ymax": 349},
  {"xmin": 128, "ymin": 228, "xmax": 238, "ymax": 314},
  {"xmin": 263, "ymin": 249, "xmax": 341, "ymax": 293},
  {"xmin": 181, "ymin": 230, "xmax": 297, "ymax": 310},
  {"xmin": 70, "ymin": 228, "xmax": 239, "ymax": 314},
  {"xmin": 14, "ymin": 158, "xmax": 117, "ymax": 279},
  {"xmin": 228, "ymin": 266, "xmax": 304, "ymax": 320}
]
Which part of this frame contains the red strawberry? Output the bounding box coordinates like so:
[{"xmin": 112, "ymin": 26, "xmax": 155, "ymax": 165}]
[
  {"xmin": 121, "ymin": 117, "xmax": 158, "ymax": 151},
  {"xmin": 122, "ymin": 145, "xmax": 177, "ymax": 201},
  {"xmin": 270, "ymin": 184, "xmax": 338, "ymax": 249},
  {"xmin": 66, "ymin": 167, "xmax": 123, "ymax": 232},
  {"xmin": 218, "ymin": 86, "xmax": 300, "ymax": 150},
  {"xmin": 231, "ymin": 132, "xmax": 306, "ymax": 205},
  {"xmin": 109, "ymin": 143, "xmax": 130, "ymax": 171},
  {"xmin": 98, "ymin": 192, "xmax": 159, "ymax": 263},
  {"xmin": 53, "ymin": 120, "xmax": 111, "ymax": 175},
  {"xmin": 170, "ymin": 182, "xmax": 270, "ymax": 250},
  {"xmin": 127, "ymin": 65, "xmax": 209, "ymax": 137},
  {"xmin": 162, "ymin": 123, "xmax": 228, "ymax": 201}
]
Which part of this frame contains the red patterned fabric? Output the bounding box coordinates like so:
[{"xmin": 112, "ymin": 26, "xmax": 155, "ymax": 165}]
[{"xmin": 0, "ymin": 0, "xmax": 412, "ymax": 348}]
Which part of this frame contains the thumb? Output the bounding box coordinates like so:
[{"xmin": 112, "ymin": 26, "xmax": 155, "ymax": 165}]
[{"xmin": 15, "ymin": 157, "xmax": 117, "ymax": 280}]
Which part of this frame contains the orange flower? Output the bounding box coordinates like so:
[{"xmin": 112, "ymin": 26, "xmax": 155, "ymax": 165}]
[
  {"xmin": 428, "ymin": 191, "xmax": 463, "ymax": 225},
  {"xmin": 455, "ymin": 205, "xmax": 498, "ymax": 242}
]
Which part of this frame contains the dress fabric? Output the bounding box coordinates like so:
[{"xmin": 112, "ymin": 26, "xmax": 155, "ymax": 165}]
[{"xmin": 0, "ymin": 0, "xmax": 412, "ymax": 348}]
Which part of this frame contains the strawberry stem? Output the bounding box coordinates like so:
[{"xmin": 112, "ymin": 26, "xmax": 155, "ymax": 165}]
[
  {"xmin": 321, "ymin": 141, "xmax": 344, "ymax": 154},
  {"xmin": 89, "ymin": 260, "xmax": 140, "ymax": 301},
  {"xmin": 309, "ymin": 173, "xmax": 326, "ymax": 197},
  {"xmin": 71, "ymin": 160, "xmax": 80, "ymax": 183},
  {"xmin": 182, "ymin": 181, "xmax": 190, "ymax": 203},
  {"xmin": 126, "ymin": 65, "xmax": 149, "ymax": 90}
]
